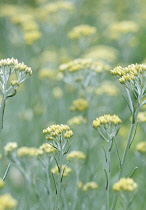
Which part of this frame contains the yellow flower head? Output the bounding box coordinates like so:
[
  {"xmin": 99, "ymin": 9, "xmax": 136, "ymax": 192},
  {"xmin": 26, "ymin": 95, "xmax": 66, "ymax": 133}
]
[
  {"xmin": 111, "ymin": 64, "xmax": 146, "ymax": 97},
  {"xmin": 4, "ymin": 142, "xmax": 18, "ymax": 155},
  {"xmin": 17, "ymin": 147, "xmax": 38, "ymax": 157},
  {"xmin": 138, "ymin": 111, "xmax": 146, "ymax": 123},
  {"xmin": 51, "ymin": 165, "xmax": 72, "ymax": 177},
  {"xmin": 68, "ymin": 115, "xmax": 87, "ymax": 126},
  {"xmin": 67, "ymin": 151, "xmax": 86, "ymax": 161},
  {"xmin": 0, "ymin": 194, "xmax": 17, "ymax": 210},
  {"xmin": 92, "ymin": 114, "xmax": 122, "ymax": 128},
  {"xmin": 136, "ymin": 141, "xmax": 146, "ymax": 153},
  {"xmin": 83, "ymin": 182, "xmax": 98, "ymax": 192},
  {"xmin": 68, "ymin": 24, "xmax": 97, "ymax": 40},
  {"xmin": 39, "ymin": 143, "xmax": 57, "ymax": 153},
  {"xmin": 70, "ymin": 98, "xmax": 88, "ymax": 112},
  {"xmin": 113, "ymin": 178, "xmax": 137, "ymax": 192},
  {"xmin": 43, "ymin": 124, "xmax": 73, "ymax": 141}
]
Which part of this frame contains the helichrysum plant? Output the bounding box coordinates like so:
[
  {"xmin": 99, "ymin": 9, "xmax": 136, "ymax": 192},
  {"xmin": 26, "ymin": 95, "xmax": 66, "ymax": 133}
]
[
  {"xmin": 0, "ymin": 58, "xmax": 32, "ymax": 131},
  {"xmin": 43, "ymin": 124, "xmax": 73, "ymax": 210},
  {"xmin": 92, "ymin": 114, "xmax": 122, "ymax": 210}
]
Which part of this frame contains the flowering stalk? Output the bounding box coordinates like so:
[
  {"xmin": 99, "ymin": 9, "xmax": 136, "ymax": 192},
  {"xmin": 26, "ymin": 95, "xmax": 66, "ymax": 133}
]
[
  {"xmin": 43, "ymin": 124, "xmax": 73, "ymax": 210},
  {"xmin": 92, "ymin": 115, "xmax": 122, "ymax": 210},
  {"xmin": 111, "ymin": 64, "xmax": 146, "ymax": 209}
]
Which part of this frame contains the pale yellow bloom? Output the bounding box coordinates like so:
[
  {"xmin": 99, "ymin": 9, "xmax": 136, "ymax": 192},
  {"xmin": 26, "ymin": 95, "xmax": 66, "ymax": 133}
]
[
  {"xmin": 17, "ymin": 147, "xmax": 38, "ymax": 157},
  {"xmin": 83, "ymin": 182, "xmax": 98, "ymax": 191},
  {"xmin": 70, "ymin": 98, "xmax": 88, "ymax": 112},
  {"xmin": 67, "ymin": 151, "xmax": 86, "ymax": 161},
  {"xmin": 4, "ymin": 142, "xmax": 18, "ymax": 155},
  {"xmin": 92, "ymin": 115, "xmax": 122, "ymax": 128},
  {"xmin": 68, "ymin": 25, "xmax": 97, "ymax": 39},
  {"xmin": 40, "ymin": 143, "xmax": 56, "ymax": 153},
  {"xmin": 68, "ymin": 115, "xmax": 87, "ymax": 126},
  {"xmin": 136, "ymin": 141, "xmax": 146, "ymax": 153},
  {"xmin": 0, "ymin": 194, "xmax": 17, "ymax": 210},
  {"xmin": 113, "ymin": 178, "xmax": 137, "ymax": 192}
]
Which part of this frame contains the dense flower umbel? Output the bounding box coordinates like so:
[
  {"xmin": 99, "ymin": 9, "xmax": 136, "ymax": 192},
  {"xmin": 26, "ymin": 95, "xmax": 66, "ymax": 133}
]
[
  {"xmin": 111, "ymin": 64, "xmax": 146, "ymax": 98},
  {"xmin": 92, "ymin": 115, "xmax": 122, "ymax": 140},
  {"xmin": 39, "ymin": 143, "xmax": 57, "ymax": 153},
  {"xmin": 0, "ymin": 194, "xmax": 17, "ymax": 210},
  {"xmin": 43, "ymin": 124, "xmax": 73, "ymax": 141},
  {"xmin": 0, "ymin": 58, "xmax": 32, "ymax": 97},
  {"xmin": 136, "ymin": 141, "xmax": 146, "ymax": 153},
  {"xmin": 113, "ymin": 178, "xmax": 137, "ymax": 192},
  {"xmin": 17, "ymin": 147, "xmax": 38, "ymax": 157}
]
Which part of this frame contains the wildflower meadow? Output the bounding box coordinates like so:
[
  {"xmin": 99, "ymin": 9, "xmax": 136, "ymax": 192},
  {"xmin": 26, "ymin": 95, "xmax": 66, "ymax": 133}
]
[{"xmin": 0, "ymin": 0, "xmax": 146, "ymax": 209}]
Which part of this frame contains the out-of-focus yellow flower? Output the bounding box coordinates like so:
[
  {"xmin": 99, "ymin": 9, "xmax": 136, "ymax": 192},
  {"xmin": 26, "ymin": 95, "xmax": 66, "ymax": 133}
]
[
  {"xmin": 95, "ymin": 81, "xmax": 118, "ymax": 96},
  {"xmin": 70, "ymin": 98, "xmax": 88, "ymax": 112},
  {"xmin": 24, "ymin": 30, "xmax": 42, "ymax": 45},
  {"xmin": 0, "ymin": 179, "xmax": 4, "ymax": 189},
  {"xmin": 38, "ymin": 68, "xmax": 57, "ymax": 80},
  {"xmin": 4, "ymin": 142, "xmax": 18, "ymax": 155},
  {"xmin": 52, "ymin": 87, "xmax": 63, "ymax": 98},
  {"xmin": 78, "ymin": 181, "xmax": 83, "ymax": 189},
  {"xmin": 39, "ymin": 143, "xmax": 56, "ymax": 153},
  {"xmin": 68, "ymin": 115, "xmax": 87, "ymax": 126},
  {"xmin": 83, "ymin": 182, "xmax": 98, "ymax": 191},
  {"xmin": 67, "ymin": 151, "xmax": 86, "ymax": 161},
  {"xmin": 0, "ymin": 194, "xmax": 17, "ymax": 210},
  {"xmin": 84, "ymin": 45, "xmax": 118, "ymax": 63},
  {"xmin": 51, "ymin": 165, "xmax": 72, "ymax": 177},
  {"xmin": 68, "ymin": 25, "xmax": 97, "ymax": 40},
  {"xmin": 108, "ymin": 21, "xmax": 138, "ymax": 39},
  {"xmin": 138, "ymin": 111, "xmax": 146, "ymax": 123},
  {"xmin": 113, "ymin": 178, "xmax": 137, "ymax": 192},
  {"xmin": 136, "ymin": 141, "xmax": 146, "ymax": 153},
  {"xmin": 17, "ymin": 147, "xmax": 38, "ymax": 157}
]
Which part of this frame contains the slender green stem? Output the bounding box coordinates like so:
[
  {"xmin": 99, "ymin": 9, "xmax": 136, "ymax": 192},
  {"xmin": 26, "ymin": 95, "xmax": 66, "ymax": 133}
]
[
  {"xmin": 111, "ymin": 104, "xmax": 140, "ymax": 210},
  {"xmin": 72, "ymin": 166, "xmax": 79, "ymax": 210},
  {"xmin": 0, "ymin": 95, "xmax": 6, "ymax": 133},
  {"xmin": 106, "ymin": 141, "xmax": 112, "ymax": 210}
]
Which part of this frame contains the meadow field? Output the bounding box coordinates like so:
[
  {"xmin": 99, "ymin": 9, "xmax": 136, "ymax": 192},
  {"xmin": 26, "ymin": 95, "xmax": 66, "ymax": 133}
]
[{"xmin": 0, "ymin": 0, "xmax": 146, "ymax": 209}]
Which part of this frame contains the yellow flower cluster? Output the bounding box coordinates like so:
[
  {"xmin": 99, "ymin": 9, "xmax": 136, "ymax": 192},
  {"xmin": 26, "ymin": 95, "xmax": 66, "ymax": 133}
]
[
  {"xmin": 38, "ymin": 68, "xmax": 57, "ymax": 80},
  {"xmin": 67, "ymin": 151, "xmax": 86, "ymax": 161},
  {"xmin": 51, "ymin": 165, "xmax": 72, "ymax": 177},
  {"xmin": 82, "ymin": 182, "xmax": 98, "ymax": 192},
  {"xmin": 137, "ymin": 111, "xmax": 146, "ymax": 123},
  {"xmin": 108, "ymin": 21, "xmax": 138, "ymax": 39},
  {"xmin": 0, "ymin": 178, "xmax": 4, "ymax": 189},
  {"xmin": 68, "ymin": 115, "xmax": 87, "ymax": 126},
  {"xmin": 84, "ymin": 45, "xmax": 118, "ymax": 63},
  {"xmin": 37, "ymin": 1, "xmax": 74, "ymax": 22},
  {"xmin": 70, "ymin": 98, "xmax": 88, "ymax": 112},
  {"xmin": 68, "ymin": 24, "xmax": 97, "ymax": 39},
  {"xmin": 0, "ymin": 4, "xmax": 41, "ymax": 45},
  {"xmin": 113, "ymin": 178, "xmax": 137, "ymax": 192},
  {"xmin": 95, "ymin": 81, "xmax": 118, "ymax": 96},
  {"xmin": 92, "ymin": 115, "xmax": 122, "ymax": 128},
  {"xmin": 0, "ymin": 194, "xmax": 17, "ymax": 210},
  {"xmin": 59, "ymin": 58, "xmax": 104, "ymax": 73},
  {"xmin": 39, "ymin": 143, "xmax": 57, "ymax": 153},
  {"xmin": 43, "ymin": 124, "xmax": 73, "ymax": 141},
  {"xmin": 111, "ymin": 64, "xmax": 146, "ymax": 86},
  {"xmin": 136, "ymin": 141, "xmax": 146, "ymax": 153},
  {"xmin": 0, "ymin": 58, "xmax": 32, "ymax": 95},
  {"xmin": 4, "ymin": 142, "xmax": 18, "ymax": 155},
  {"xmin": 17, "ymin": 147, "xmax": 38, "ymax": 157}
]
